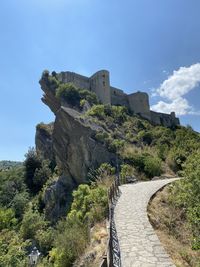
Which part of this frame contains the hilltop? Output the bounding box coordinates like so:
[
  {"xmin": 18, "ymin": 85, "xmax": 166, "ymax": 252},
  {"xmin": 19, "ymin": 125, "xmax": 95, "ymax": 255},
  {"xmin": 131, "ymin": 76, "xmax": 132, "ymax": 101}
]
[{"xmin": 0, "ymin": 70, "xmax": 199, "ymax": 266}]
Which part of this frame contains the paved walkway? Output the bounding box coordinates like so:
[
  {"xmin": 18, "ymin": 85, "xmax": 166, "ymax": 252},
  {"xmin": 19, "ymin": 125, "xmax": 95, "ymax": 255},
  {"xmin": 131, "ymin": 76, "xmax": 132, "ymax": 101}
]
[{"xmin": 114, "ymin": 178, "xmax": 179, "ymax": 267}]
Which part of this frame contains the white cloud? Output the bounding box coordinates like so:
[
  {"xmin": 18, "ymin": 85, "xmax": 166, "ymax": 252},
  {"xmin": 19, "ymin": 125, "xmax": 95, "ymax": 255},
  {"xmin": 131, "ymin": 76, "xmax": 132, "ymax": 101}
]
[
  {"xmin": 151, "ymin": 98, "xmax": 191, "ymax": 115},
  {"xmin": 151, "ymin": 63, "xmax": 200, "ymax": 116}
]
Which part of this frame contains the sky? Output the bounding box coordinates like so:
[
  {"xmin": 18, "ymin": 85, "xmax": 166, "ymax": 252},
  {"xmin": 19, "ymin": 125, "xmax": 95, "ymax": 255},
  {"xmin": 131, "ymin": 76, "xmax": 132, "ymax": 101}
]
[{"xmin": 1, "ymin": 0, "xmax": 200, "ymax": 161}]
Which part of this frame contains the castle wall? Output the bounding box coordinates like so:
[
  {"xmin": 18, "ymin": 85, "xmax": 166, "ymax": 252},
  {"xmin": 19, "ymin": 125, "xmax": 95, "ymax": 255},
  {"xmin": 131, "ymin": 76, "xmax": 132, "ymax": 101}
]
[
  {"xmin": 90, "ymin": 70, "xmax": 111, "ymax": 104},
  {"xmin": 110, "ymin": 86, "xmax": 129, "ymax": 107},
  {"xmin": 58, "ymin": 72, "xmax": 90, "ymax": 90},
  {"xmin": 128, "ymin": 92, "xmax": 151, "ymax": 119},
  {"xmin": 150, "ymin": 111, "xmax": 180, "ymax": 127},
  {"xmin": 55, "ymin": 69, "xmax": 180, "ymax": 127}
]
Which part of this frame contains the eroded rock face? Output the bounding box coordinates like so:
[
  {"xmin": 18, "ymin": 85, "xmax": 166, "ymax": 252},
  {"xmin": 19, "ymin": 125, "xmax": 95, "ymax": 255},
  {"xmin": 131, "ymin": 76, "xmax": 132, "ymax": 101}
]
[
  {"xmin": 43, "ymin": 175, "xmax": 75, "ymax": 222},
  {"xmin": 36, "ymin": 73, "xmax": 116, "ymax": 220},
  {"xmin": 35, "ymin": 123, "xmax": 54, "ymax": 162},
  {"xmin": 53, "ymin": 107, "xmax": 116, "ymax": 185}
]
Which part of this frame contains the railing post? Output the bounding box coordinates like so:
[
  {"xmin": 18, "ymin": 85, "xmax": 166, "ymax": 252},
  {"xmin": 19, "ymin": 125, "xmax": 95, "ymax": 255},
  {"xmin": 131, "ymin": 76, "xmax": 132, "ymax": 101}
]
[{"xmin": 106, "ymin": 177, "xmax": 121, "ymax": 267}]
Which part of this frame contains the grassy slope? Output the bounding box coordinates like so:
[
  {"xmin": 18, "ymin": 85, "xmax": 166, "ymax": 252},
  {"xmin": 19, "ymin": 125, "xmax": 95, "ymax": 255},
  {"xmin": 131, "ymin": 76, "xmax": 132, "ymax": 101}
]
[{"xmin": 148, "ymin": 186, "xmax": 200, "ymax": 267}]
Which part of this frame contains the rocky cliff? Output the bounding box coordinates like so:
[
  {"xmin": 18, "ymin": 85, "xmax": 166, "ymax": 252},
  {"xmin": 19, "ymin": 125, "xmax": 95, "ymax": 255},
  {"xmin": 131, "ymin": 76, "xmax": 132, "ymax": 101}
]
[{"xmin": 36, "ymin": 72, "xmax": 116, "ymax": 220}]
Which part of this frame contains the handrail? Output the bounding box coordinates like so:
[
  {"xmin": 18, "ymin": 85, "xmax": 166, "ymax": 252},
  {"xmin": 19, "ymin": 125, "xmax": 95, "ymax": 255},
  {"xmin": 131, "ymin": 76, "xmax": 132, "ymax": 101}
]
[{"xmin": 100, "ymin": 177, "xmax": 121, "ymax": 267}]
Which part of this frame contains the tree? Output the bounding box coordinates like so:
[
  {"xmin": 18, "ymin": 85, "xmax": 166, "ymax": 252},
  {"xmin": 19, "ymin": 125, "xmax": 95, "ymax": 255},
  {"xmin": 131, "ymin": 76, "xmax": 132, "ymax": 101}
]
[
  {"xmin": 24, "ymin": 148, "xmax": 51, "ymax": 194},
  {"xmin": 24, "ymin": 148, "xmax": 41, "ymax": 193}
]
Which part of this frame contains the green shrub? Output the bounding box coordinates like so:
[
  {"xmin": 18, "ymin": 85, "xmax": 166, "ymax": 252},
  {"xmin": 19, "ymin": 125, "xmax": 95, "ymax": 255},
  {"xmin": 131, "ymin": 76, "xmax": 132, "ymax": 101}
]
[
  {"xmin": 48, "ymin": 76, "xmax": 60, "ymax": 90},
  {"xmin": 56, "ymin": 83, "xmax": 98, "ymax": 108},
  {"xmin": 88, "ymin": 163, "xmax": 115, "ymax": 182},
  {"xmin": 109, "ymin": 139, "xmax": 125, "ymax": 153},
  {"xmin": 24, "ymin": 148, "xmax": 52, "ymax": 194},
  {"xmin": 20, "ymin": 207, "xmax": 48, "ymax": 240},
  {"xmin": 87, "ymin": 104, "xmax": 128, "ymax": 124},
  {"xmin": 167, "ymin": 148, "xmax": 187, "ymax": 172},
  {"xmin": 121, "ymin": 148, "xmax": 162, "ymax": 178},
  {"xmin": 11, "ymin": 192, "xmax": 29, "ymax": 219},
  {"xmin": 80, "ymin": 99, "xmax": 86, "ymax": 107},
  {"xmin": 68, "ymin": 184, "xmax": 108, "ymax": 223},
  {"xmin": 98, "ymin": 163, "xmax": 116, "ymax": 176},
  {"xmin": 137, "ymin": 130, "xmax": 153, "ymax": 145},
  {"xmin": 0, "ymin": 208, "xmax": 17, "ymax": 230},
  {"xmin": 143, "ymin": 156, "xmax": 162, "ymax": 178},
  {"xmin": 56, "ymin": 83, "xmax": 80, "ymax": 106},
  {"xmin": 95, "ymin": 131, "xmax": 109, "ymax": 144},
  {"xmin": 87, "ymin": 104, "xmax": 105, "ymax": 119},
  {"xmin": 156, "ymin": 143, "xmax": 169, "ymax": 161},
  {"xmin": 79, "ymin": 89, "xmax": 98, "ymax": 105},
  {"xmin": 0, "ymin": 167, "xmax": 29, "ymax": 218},
  {"xmin": 170, "ymin": 151, "xmax": 200, "ymax": 249},
  {"xmin": 0, "ymin": 230, "xmax": 29, "ymax": 267},
  {"xmin": 120, "ymin": 164, "xmax": 135, "ymax": 184},
  {"xmin": 49, "ymin": 218, "xmax": 88, "ymax": 267},
  {"xmin": 111, "ymin": 105, "xmax": 128, "ymax": 124}
]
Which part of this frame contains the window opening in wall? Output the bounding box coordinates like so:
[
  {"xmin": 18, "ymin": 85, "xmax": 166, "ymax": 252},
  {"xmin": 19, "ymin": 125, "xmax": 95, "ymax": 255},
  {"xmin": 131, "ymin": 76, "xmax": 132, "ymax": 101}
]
[
  {"xmin": 102, "ymin": 74, "xmax": 105, "ymax": 78},
  {"xmin": 103, "ymin": 81, "xmax": 105, "ymax": 86}
]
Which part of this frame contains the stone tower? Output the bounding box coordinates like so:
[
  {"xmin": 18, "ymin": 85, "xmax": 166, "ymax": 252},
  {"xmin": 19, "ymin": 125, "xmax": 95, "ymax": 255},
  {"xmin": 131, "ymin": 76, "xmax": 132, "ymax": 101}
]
[
  {"xmin": 128, "ymin": 92, "xmax": 151, "ymax": 120},
  {"xmin": 90, "ymin": 70, "xmax": 111, "ymax": 104}
]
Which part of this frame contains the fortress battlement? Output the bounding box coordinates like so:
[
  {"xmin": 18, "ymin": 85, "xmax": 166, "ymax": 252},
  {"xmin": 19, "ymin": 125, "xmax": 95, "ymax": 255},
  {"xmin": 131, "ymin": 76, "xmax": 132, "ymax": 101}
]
[{"xmin": 57, "ymin": 70, "xmax": 180, "ymax": 127}]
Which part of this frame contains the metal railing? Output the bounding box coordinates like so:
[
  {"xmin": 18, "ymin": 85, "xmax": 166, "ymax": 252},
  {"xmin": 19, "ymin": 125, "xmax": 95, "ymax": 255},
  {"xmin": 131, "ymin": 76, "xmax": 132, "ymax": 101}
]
[
  {"xmin": 100, "ymin": 178, "xmax": 121, "ymax": 267},
  {"xmin": 100, "ymin": 174, "xmax": 138, "ymax": 267}
]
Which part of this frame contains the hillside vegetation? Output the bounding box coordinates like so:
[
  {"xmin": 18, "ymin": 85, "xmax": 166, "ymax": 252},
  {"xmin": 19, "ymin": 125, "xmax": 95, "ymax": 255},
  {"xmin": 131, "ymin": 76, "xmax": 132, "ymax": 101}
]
[
  {"xmin": 0, "ymin": 81, "xmax": 200, "ymax": 266},
  {"xmin": 0, "ymin": 160, "xmax": 22, "ymax": 170}
]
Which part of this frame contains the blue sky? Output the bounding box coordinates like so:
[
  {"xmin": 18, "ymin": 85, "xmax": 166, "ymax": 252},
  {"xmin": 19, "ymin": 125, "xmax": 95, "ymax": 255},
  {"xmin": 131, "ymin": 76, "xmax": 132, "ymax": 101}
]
[{"xmin": 1, "ymin": 0, "xmax": 200, "ymax": 161}]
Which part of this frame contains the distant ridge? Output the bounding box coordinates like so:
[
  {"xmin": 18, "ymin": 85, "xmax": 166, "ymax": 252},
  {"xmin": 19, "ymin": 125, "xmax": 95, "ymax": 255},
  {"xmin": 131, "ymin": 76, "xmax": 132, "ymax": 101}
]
[{"xmin": 0, "ymin": 160, "xmax": 22, "ymax": 170}]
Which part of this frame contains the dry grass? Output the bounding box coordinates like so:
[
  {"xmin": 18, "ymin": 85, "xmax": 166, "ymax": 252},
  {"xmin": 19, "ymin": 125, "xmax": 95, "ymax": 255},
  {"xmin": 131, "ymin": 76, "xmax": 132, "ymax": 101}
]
[
  {"xmin": 148, "ymin": 186, "xmax": 200, "ymax": 267},
  {"xmin": 74, "ymin": 221, "xmax": 108, "ymax": 267}
]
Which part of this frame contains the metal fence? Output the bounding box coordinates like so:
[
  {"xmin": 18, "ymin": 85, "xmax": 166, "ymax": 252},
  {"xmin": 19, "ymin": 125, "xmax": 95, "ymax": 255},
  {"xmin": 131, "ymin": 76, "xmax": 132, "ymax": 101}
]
[{"xmin": 100, "ymin": 178, "xmax": 121, "ymax": 267}]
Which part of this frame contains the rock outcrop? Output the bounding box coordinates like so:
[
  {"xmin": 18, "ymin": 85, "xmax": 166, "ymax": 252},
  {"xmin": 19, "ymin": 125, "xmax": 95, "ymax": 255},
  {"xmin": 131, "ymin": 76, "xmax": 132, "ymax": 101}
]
[
  {"xmin": 35, "ymin": 122, "xmax": 54, "ymax": 162},
  {"xmin": 54, "ymin": 107, "xmax": 117, "ymax": 183},
  {"xmin": 36, "ymin": 72, "xmax": 116, "ymax": 220}
]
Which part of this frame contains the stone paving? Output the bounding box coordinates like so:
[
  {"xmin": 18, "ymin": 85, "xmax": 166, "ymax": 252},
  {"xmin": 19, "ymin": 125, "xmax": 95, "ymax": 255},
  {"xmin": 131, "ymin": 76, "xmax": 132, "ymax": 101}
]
[{"xmin": 114, "ymin": 178, "xmax": 179, "ymax": 267}]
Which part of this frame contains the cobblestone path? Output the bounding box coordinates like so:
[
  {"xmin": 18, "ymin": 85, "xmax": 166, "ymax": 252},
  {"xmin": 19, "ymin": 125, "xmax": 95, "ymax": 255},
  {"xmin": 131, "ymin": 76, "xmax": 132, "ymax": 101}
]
[{"xmin": 114, "ymin": 178, "xmax": 179, "ymax": 267}]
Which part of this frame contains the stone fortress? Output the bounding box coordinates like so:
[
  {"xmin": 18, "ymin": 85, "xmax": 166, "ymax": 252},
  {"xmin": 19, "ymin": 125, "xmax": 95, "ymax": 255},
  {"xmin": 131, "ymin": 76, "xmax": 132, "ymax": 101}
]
[{"xmin": 57, "ymin": 70, "xmax": 180, "ymax": 127}]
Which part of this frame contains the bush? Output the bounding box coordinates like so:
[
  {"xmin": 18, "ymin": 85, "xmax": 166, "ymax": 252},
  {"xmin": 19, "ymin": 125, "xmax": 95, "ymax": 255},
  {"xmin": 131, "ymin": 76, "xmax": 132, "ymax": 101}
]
[
  {"xmin": 88, "ymin": 163, "xmax": 115, "ymax": 182},
  {"xmin": 143, "ymin": 156, "xmax": 162, "ymax": 178},
  {"xmin": 48, "ymin": 76, "xmax": 60, "ymax": 90},
  {"xmin": 49, "ymin": 218, "xmax": 88, "ymax": 267},
  {"xmin": 167, "ymin": 148, "xmax": 187, "ymax": 172},
  {"xmin": 11, "ymin": 192, "xmax": 29, "ymax": 219},
  {"xmin": 0, "ymin": 167, "xmax": 29, "ymax": 219},
  {"xmin": 24, "ymin": 148, "xmax": 42, "ymax": 192},
  {"xmin": 87, "ymin": 104, "xmax": 128, "ymax": 124},
  {"xmin": 0, "ymin": 208, "xmax": 17, "ymax": 230},
  {"xmin": 87, "ymin": 104, "xmax": 105, "ymax": 119},
  {"xmin": 68, "ymin": 184, "xmax": 108, "ymax": 223},
  {"xmin": 120, "ymin": 164, "xmax": 135, "ymax": 184},
  {"xmin": 79, "ymin": 89, "xmax": 98, "ymax": 106},
  {"xmin": 24, "ymin": 148, "xmax": 52, "ymax": 194},
  {"xmin": 156, "ymin": 143, "xmax": 169, "ymax": 161},
  {"xmin": 56, "ymin": 83, "xmax": 80, "ymax": 106},
  {"xmin": 20, "ymin": 207, "xmax": 48, "ymax": 240},
  {"xmin": 0, "ymin": 230, "xmax": 29, "ymax": 267},
  {"xmin": 170, "ymin": 151, "xmax": 200, "ymax": 249},
  {"xmin": 95, "ymin": 131, "xmax": 109, "ymax": 144},
  {"xmin": 109, "ymin": 139, "xmax": 125, "ymax": 153},
  {"xmin": 138, "ymin": 130, "xmax": 153, "ymax": 145},
  {"xmin": 111, "ymin": 105, "xmax": 128, "ymax": 124},
  {"xmin": 56, "ymin": 83, "xmax": 99, "ymax": 108}
]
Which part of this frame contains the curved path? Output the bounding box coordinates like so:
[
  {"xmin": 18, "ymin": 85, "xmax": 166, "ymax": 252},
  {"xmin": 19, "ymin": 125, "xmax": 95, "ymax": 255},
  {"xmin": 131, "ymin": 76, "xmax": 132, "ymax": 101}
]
[{"xmin": 114, "ymin": 178, "xmax": 179, "ymax": 267}]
